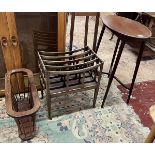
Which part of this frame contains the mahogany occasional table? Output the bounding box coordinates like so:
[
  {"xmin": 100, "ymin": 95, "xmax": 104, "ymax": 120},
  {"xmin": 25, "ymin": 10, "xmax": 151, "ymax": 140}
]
[{"xmin": 95, "ymin": 15, "xmax": 152, "ymax": 107}]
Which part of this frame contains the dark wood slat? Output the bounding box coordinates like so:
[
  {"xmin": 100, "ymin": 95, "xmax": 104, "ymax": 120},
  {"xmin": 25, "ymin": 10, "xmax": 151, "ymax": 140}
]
[
  {"xmin": 84, "ymin": 16, "xmax": 89, "ymax": 47},
  {"xmin": 39, "ymin": 47, "xmax": 87, "ymax": 55},
  {"xmin": 69, "ymin": 13, "xmax": 75, "ymax": 52},
  {"xmin": 40, "ymin": 50, "xmax": 91, "ymax": 60},
  {"xmin": 43, "ymin": 54, "xmax": 95, "ymax": 65},
  {"xmin": 93, "ymin": 12, "xmax": 100, "ymax": 51},
  {"xmin": 45, "ymin": 58, "xmax": 99, "ymax": 70},
  {"xmin": 48, "ymin": 63, "xmax": 102, "ymax": 75}
]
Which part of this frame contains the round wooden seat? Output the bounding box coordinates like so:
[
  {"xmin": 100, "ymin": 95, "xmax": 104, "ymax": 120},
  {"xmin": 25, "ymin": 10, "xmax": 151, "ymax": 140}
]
[{"xmin": 102, "ymin": 15, "xmax": 152, "ymax": 39}]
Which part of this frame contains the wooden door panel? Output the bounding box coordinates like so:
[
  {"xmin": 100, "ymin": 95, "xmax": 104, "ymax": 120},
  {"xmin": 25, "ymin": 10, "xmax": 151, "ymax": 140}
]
[
  {"xmin": 0, "ymin": 13, "xmax": 23, "ymax": 96},
  {"xmin": 5, "ymin": 13, "xmax": 24, "ymax": 92},
  {"xmin": 58, "ymin": 13, "xmax": 66, "ymax": 52},
  {"xmin": 0, "ymin": 13, "xmax": 15, "ymax": 70},
  {"xmin": 5, "ymin": 12, "xmax": 22, "ymax": 69}
]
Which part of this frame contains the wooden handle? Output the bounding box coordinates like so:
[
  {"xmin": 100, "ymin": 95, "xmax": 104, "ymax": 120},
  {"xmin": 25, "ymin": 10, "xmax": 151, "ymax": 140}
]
[{"xmin": 145, "ymin": 124, "xmax": 155, "ymax": 143}]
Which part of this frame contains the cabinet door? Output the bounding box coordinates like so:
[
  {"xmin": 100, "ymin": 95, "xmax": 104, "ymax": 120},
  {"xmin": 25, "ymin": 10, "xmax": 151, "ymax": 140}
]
[
  {"xmin": 5, "ymin": 13, "xmax": 22, "ymax": 69},
  {"xmin": 0, "ymin": 12, "xmax": 66, "ymax": 96},
  {"xmin": 0, "ymin": 13, "xmax": 23, "ymax": 96}
]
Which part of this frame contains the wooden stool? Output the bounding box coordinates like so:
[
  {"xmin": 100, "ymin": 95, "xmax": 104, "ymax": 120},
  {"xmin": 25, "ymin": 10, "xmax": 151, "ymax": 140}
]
[{"xmin": 95, "ymin": 15, "xmax": 152, "ymax": 107}]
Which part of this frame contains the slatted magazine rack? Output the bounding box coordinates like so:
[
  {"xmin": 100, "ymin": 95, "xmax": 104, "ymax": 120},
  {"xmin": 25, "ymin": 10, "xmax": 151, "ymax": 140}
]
[{"xmin": 38, "ymin": 46, "xmax": 104, "ymax": 119}]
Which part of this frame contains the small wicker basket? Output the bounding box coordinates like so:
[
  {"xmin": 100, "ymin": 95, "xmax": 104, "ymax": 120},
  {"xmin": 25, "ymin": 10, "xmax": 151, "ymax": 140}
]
[{"xmin": 5, "ymin": 68, "xmax": 40, "ymax": 141}]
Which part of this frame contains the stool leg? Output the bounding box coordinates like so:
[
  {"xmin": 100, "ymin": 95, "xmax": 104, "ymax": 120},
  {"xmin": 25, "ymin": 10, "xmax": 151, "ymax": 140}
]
[
  {"xmin": 108, "ymin": 38, "xmax": 120, "ymax": 76},
  {"xmin": 93, "ymin": 87, "xmax": 100, "ymax": 108},
  {"xmin": 40, "ymin": 78, "xmax": 44, "ymax": 99},
  {"xmin": 95, "ymin": 25, "xmax": 106, "ymax": 53},
  {"xmin": 127, "ymin": 41, "xmax": 145, "ymax": 104},
  {"xmin": 46, "ymin": 74, "xmax": 52, "ymax": 119},
  {"xmin": 109, "ymin": 33, "xmax": 114, "ymax": 40},
  {"xmin": 101, "ymin": 41, "xmax": 125, "ymax": 108},
  {"xmin": 47, "ymin": 93, "xmax": 52, "ymax": 119}
]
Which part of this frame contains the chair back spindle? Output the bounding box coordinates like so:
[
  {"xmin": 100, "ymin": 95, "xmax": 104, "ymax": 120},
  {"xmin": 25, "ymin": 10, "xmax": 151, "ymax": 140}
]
[{"xmin": 69, "ymin": 12, "xmax": 100, "ymax": 52}]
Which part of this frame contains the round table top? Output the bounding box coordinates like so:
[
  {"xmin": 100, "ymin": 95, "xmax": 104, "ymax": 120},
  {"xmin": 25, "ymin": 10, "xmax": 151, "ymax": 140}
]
[{"xmin": 103, "ymin": 15, "xmax": 152, "ymax": 39}]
